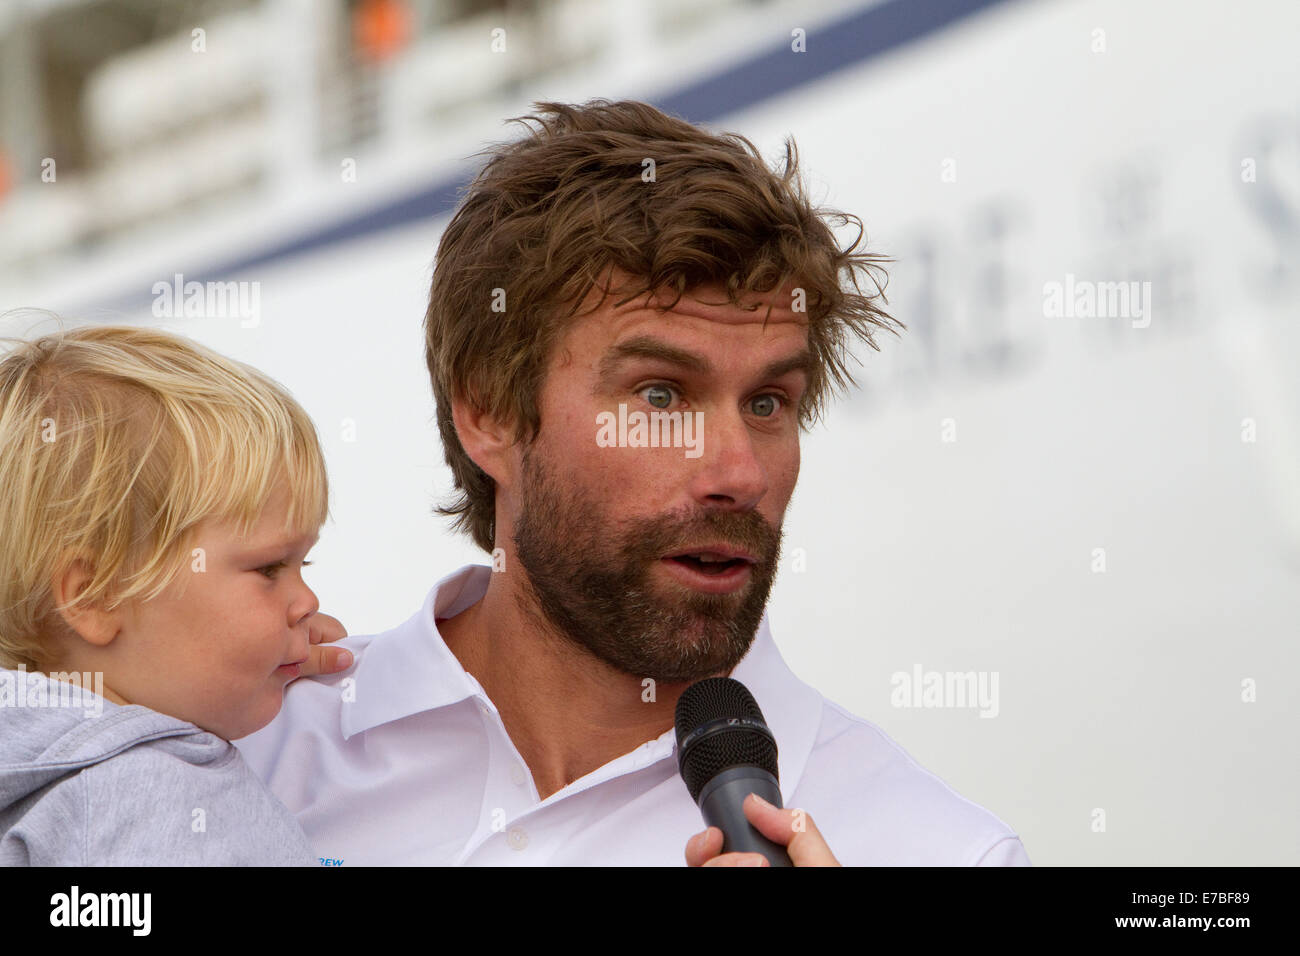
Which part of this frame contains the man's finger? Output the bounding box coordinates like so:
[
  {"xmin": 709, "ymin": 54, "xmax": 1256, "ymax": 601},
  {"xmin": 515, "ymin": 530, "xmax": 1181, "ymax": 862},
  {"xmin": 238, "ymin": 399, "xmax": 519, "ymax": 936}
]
[
  {"xmin": 686, "ymin": 828, "xmax": 769, "ymax": 867},
  {"xmin": 741, "ymin": 794, "xmax": 840, "ymax": 866},
  {"xmin": 684, "ymin": 827, "xmax": 723, "ymax": 867},
  {"xmin": 702, "ymin": 853, "xmax": 768, "ymax": 867}
]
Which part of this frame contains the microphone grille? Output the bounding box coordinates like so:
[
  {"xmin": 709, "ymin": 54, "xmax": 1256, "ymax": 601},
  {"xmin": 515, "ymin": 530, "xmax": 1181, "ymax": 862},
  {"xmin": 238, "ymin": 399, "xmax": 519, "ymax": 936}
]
[{"xmin": 674, "ymin": 677, "xmax": 778, "ymax": 802}]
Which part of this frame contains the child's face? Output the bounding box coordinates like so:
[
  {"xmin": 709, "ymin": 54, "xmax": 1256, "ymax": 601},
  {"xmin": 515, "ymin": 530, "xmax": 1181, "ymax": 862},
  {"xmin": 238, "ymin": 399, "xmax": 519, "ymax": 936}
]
[{"xmin": 110, "ymin": 482, "xmax": 321, "ymax": 740}]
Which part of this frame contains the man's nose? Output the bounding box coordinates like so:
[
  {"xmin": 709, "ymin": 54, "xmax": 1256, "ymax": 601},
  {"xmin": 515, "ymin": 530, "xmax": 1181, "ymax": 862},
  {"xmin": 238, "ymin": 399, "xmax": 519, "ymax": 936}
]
[{"xmin": 690, "ymin": 408, "xmax": 768, "ymax": 510}]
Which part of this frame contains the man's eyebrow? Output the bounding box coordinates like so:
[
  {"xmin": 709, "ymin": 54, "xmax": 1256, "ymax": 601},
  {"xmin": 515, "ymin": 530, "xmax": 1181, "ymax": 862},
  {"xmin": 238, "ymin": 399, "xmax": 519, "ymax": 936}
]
[
  {"xmin": 597, "ymin": 337, "xmax": 713, "ymax": 381},
  {"xmin": 758, "ymin": 350, "xmax": 814, "ymax": 383},
  {"xmin": 596, "ymin": 336, "xmax": 813, "ymax": 386}
]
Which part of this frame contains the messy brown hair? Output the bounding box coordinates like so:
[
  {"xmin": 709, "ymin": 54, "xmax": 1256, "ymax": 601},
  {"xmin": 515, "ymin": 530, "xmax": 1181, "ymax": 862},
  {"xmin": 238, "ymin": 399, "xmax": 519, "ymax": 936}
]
[{"xmin": 424, "ymin": 98, "xmax": 898, "ymax": 554}]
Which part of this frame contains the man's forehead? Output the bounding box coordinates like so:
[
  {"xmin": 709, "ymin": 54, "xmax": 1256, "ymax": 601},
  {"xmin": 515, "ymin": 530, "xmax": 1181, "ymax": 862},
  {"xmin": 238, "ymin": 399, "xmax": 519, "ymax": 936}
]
[
  {"xmin": 555, "ymin": 271, "xmax": 812, "ymax": 376},
  {"xmin": 605, "ymin": 281, "xmax": 809, "ymax": 326}
]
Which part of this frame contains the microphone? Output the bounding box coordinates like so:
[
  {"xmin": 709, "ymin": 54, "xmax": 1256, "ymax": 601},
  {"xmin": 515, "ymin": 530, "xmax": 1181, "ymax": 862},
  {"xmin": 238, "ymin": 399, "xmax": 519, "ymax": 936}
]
[{"xmin": 674, "ymin": 677, "xmax": 794, "ymax": 867}]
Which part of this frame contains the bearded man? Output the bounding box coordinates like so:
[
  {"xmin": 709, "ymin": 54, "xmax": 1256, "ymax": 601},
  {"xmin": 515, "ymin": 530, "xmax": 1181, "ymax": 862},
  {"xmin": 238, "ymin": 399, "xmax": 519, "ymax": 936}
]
[{"xmin": 236, "ymin": 99, "xmax": 1030, "ymax": 867}]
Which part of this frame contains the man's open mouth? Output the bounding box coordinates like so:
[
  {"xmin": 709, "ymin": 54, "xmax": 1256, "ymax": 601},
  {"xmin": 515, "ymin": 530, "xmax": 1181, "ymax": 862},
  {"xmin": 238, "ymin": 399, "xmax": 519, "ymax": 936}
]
[{"xmin": 664, "ymin": 551, "xmax": 755, "ymax": 576}]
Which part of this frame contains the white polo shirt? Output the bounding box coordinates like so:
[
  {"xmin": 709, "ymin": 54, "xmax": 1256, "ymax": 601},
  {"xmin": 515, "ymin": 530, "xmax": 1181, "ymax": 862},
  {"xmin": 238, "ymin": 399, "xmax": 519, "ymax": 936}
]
[{"xmin": 234, "ymin": 564, "xmax": 1030, "ymax": 866}]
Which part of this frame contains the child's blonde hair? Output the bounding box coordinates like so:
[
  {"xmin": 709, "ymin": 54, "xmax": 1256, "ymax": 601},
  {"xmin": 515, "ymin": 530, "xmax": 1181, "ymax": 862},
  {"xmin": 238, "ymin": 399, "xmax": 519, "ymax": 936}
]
[{"xmin": 0, "ymin": 322, "xmax": 330, "ymax": 670}]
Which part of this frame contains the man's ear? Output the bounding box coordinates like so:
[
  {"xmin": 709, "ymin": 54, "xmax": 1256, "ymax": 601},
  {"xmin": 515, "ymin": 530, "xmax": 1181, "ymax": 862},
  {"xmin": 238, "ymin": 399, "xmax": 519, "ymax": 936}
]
[
  {"xmin": 49, "ymin": 558, "xmax": 123, "ymax": 649},
  {"xmin": 450, "ymin": 394, "xmax": 518, "ymax": 487}
]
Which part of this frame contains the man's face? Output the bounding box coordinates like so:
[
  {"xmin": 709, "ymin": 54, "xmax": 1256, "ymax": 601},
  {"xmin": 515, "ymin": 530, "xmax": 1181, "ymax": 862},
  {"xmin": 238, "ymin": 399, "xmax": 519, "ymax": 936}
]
[{"xmin": 508, "ymin": 280, "xmax": 809, "ymax": 685}]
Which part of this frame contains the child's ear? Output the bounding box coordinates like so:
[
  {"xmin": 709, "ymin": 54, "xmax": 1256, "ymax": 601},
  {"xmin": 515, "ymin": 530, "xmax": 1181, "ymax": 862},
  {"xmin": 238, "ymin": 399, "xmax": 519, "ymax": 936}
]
[{"xmin": 50, "ymin": 558, "xmax": 123, "ymax": 648}]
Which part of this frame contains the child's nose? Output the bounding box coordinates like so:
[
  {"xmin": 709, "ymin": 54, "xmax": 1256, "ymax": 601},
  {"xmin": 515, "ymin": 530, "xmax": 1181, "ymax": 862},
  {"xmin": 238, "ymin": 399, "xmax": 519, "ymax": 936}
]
[{"xmin": 292, "ymin": 581, "xmax": 321, "ymax": 626}]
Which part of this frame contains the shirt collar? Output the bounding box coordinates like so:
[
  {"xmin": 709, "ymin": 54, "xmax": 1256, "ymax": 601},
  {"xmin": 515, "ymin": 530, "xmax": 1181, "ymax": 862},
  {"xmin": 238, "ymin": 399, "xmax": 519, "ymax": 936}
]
[{"xmin": 340, "ymin": 564, "xmax": 823, "ymax": 801}]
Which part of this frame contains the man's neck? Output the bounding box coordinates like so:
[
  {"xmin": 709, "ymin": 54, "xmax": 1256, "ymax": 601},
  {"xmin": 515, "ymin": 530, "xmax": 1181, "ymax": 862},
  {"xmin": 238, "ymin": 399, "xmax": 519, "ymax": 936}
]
[{"xmin": 437, "ymin": 574, "xmax": 691, "ymax": 801}]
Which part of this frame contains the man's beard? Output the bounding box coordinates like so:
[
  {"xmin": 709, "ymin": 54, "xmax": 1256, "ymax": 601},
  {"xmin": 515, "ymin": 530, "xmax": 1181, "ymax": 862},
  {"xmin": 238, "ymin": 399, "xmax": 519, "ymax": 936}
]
[{"xmin": 512, "ymin": 442, "xmax": 782, "ymax": 684}]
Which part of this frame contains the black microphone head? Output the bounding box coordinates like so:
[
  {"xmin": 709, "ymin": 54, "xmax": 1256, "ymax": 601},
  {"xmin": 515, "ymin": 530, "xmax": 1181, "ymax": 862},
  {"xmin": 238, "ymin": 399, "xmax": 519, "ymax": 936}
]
[{"xmin": 674, "ymin": 677, "xmax": 778, "ymax": 803}]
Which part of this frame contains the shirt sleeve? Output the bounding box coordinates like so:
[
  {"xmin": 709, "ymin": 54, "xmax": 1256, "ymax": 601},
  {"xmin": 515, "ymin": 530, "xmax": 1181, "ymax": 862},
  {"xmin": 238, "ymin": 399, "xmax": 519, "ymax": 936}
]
[
  {"xmin": 974, "ymin": 835, "xmax": 1032, "ymax": 866},
  {"xmin": 229, "ymin": 714, "xmax": 282, "ymax": 784}
]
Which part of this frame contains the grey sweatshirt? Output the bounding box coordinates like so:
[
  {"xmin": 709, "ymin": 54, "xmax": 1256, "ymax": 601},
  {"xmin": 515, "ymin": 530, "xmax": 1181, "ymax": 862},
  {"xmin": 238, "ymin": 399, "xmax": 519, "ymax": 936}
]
[{"xmin": 0, "ymin": 669, "xmax": 314, "ymax": 865}]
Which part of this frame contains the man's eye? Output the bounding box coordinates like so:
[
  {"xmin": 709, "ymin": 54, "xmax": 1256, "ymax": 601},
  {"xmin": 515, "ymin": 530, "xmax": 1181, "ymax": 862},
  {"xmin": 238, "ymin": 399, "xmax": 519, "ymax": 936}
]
[
  {"xmin": 638, "ymin": 386, "xmax": 786, "ymax": 416},
  {"xmin": 639, "ymin": 384, "xmax": 676, "ymax": 409}
]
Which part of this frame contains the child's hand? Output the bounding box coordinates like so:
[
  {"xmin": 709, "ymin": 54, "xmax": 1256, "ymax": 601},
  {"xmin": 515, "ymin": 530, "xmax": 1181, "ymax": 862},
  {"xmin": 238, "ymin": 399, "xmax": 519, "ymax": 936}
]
[{"xmin": 300, "ymin": 612, "xmax": 353, "ymax": 677}]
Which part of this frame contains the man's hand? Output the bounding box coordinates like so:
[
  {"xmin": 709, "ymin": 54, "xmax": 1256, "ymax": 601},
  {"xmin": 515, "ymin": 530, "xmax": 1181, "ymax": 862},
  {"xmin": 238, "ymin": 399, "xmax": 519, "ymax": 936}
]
[
  {"xmin": 301, "ymin": 612, "xmax": 353, "ymax": 678},
  {"xmin": 684, "ymin": 794, "xmax": 841, "ymax": 867}
]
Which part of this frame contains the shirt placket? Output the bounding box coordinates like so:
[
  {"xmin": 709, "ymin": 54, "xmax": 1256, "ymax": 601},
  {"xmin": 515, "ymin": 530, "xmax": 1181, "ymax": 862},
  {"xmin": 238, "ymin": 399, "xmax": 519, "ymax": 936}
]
[{"xmin": 457, "ymin": 690, "xmax": 541, "ymax": 864}]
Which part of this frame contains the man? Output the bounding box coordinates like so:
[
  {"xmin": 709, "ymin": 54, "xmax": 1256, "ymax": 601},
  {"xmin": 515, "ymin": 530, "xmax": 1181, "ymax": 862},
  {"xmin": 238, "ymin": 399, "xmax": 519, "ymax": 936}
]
[{"xmin": 235, "ymin": 99, "xmax": 1030, "ymax": 866}]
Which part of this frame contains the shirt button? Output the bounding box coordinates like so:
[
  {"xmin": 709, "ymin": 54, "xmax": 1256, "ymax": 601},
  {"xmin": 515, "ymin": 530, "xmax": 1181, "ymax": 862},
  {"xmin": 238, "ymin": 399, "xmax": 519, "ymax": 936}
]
[
  {"xmin": 478, "ymin": 700, "xmax": 490, "ymax": 716},
  {"xmin": 506, "ymin": 826, "xmax": 529, "ymax": 851},
  {"xmin": 510, "ymin": 763, "xmax": 527, "ymax": 787}
]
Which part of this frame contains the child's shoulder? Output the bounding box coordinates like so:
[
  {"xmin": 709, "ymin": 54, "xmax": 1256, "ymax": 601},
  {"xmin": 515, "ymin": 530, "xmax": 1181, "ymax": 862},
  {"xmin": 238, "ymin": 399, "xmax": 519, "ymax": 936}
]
[
  {"xmin": 0, "ymin": 691, "xmax": 311, "ymax": 865},
  {"xmin": 0, "ymin": 700, "xmax": 212, "ymax": 865},
  {"xmin": 76, "ymin": 732, "xmax": 313, "ymax": 865}
]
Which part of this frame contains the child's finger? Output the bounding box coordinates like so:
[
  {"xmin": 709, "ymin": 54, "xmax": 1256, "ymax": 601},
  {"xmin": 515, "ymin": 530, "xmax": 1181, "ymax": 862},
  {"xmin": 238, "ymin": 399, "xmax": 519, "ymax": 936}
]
[
  {"xmin": 307, "ymin": 612, "xmax": 348, "ymax": 644},
  {"xmin": 300, "ymin": 643, "xmax": 353, "ymax": 678}
]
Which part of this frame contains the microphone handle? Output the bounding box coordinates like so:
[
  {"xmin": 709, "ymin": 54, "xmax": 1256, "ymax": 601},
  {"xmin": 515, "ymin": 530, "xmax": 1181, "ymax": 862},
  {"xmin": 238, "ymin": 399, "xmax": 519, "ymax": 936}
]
[{"xmin": 697, "ymin": 766, "xmax": 794, "ymax": 867}]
